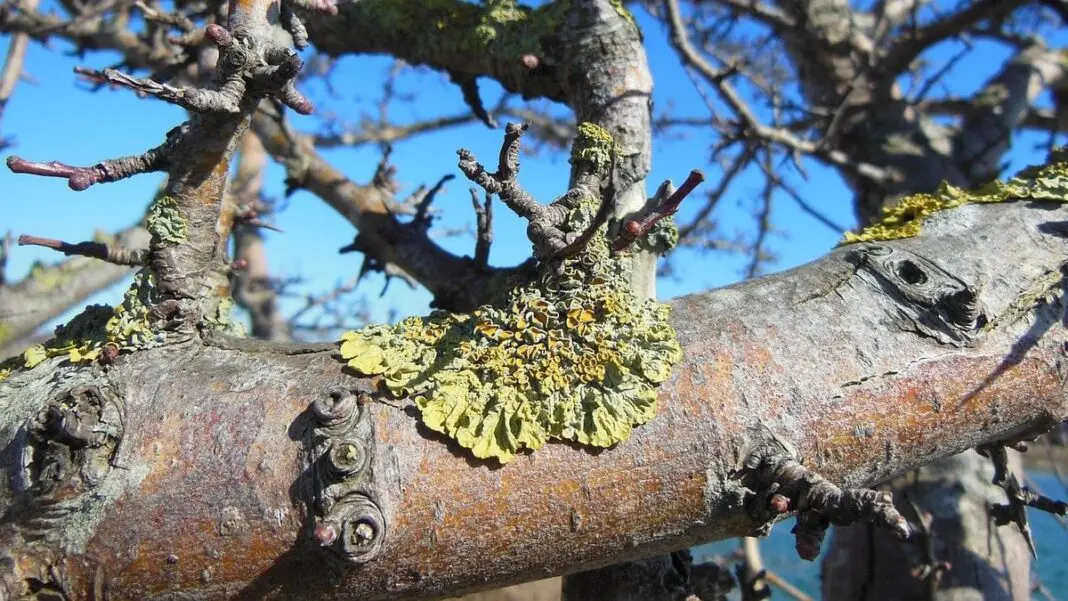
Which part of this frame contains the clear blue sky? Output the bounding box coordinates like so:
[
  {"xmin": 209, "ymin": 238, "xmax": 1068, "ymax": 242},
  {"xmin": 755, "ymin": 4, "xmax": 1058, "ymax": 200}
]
[{"xmin": 0, "ymin": 3, "xmax": 1062, "ymax": 333}]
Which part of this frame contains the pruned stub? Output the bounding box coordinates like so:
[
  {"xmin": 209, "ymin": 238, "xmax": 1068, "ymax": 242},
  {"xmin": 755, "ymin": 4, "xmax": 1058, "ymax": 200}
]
[
  {"xmin": 304, "ymin": 389, "xmax": 386, "ymax": 564},
  {"xmin": 847, "ymin": 244, "xmax": 985, "ymax": 345},
  {"xmin": 18, "ymin": 384, "xmax": 124, "ymax": 507},
  {"xmin": 1, "ymin": 384, "xmax": 124, "ymax": 598}
]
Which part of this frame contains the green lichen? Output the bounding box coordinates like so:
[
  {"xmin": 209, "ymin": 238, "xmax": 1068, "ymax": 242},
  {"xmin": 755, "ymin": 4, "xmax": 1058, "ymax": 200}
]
[
  {"xmin": 351, "ymin": 0, "xmax": 571, "ymax": 61},
  {"xmin": 842, "ymin": 151, "xmax": 1068, "ymax": 244},
  {"xmin": 0, "ymin": 269, "xmax": 165, "ymax": 381},
  {"xmin": 0, "ymin": 322, "xmax": 8, "ymax": 346},
  {"xmin": 338, "ymin": 197, "xmax": 682, "ymax": 464},
  {"xmin": 571, "ymin": 122, "xmax": 617, "ymax": 173},
  {"xmin": 204, "ymin": 296, "xmax": 246, "ymax": 337},
  {"xmin": 147, "ymin": 196, "xmax": 188, "ymax": 244},
  {"xmin": 637, "ymin": 218, "xmax": 680, "ymax": 254},
  {"xmin": 607, "ymin": 0, "xmax": 639, "ymax": 34}
]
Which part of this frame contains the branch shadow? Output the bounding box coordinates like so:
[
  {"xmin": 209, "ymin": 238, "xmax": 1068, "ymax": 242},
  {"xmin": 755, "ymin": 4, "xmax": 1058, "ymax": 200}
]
[
  {"xmin": 958, "ymin": 260, "xmax": 1067, "ymax": 411},
  {"xmin": 230, "ymin": 405, "xmax": 351, "ymax": 601}
]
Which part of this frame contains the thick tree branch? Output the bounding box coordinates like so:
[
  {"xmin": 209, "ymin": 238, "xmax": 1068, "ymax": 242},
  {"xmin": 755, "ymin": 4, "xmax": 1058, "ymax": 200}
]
[
  {"xmin": 953, "ymin": 43, "xmax": 1068, "ymax": 181},
  {"xmin": 876, "ymin": 0, "xmax": 1029, "ymax": 81},
  {"xmin": 1, "ymin": 199, "xmax": 1065, "ymax": 599}
]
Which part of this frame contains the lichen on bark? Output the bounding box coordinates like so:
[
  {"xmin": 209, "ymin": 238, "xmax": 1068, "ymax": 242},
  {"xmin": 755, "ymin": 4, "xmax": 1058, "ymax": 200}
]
[
  {"xmin": 0, "ymin": 268, "xmax": 171, "ymax": 382},
  {"xmin": 842, "ymin": 149, "xmax": 1068, "ymax": 244},
  {"xmin": 339, "ymin": 198, "xmax": 682, "ymax": 464}
]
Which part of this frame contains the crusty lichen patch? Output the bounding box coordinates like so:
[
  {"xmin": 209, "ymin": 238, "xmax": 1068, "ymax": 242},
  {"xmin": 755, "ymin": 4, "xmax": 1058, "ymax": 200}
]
[
  {"xmin": 147, "ymin": 196, "xmax": 188, "ymax": 244},
  {"xmin": 0, "ymin": 269, "xmax": 165, "ymax": 382},
  {"xmin": 339, "ymin": 198, "xmax": 682, "ymax": 464},
  {"xmin": 842, "ymin": 152, "xmax": 1068, "ymax": 244}
]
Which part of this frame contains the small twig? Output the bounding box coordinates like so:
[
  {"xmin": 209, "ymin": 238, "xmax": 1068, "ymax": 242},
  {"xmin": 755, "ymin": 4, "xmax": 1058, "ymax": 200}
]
[
  {"xmin": 613, "ymin": 169, "xmax": 705, "ymax": 253},
  {"xmin": 132, "ymin": 1, "xmax": 195, "ymax": 32},
  {"xmin": 17, "ymin": 234, "xmax": 148, "ymax": 266},
  {"xmin": 761, "ymin": 569, "xmax": 813, "ymax": 601},
  {"xmin": 451, "ymin": 71, "xmax": 497, "ymax": 129},
  {"xmin": 746, "ymin": 152, "xmax": 774, "ymax": 279},
  {"xmin": 978, "ymin": 443, "xmax": 1068, "ymax": 558},
  {"xmin": 74, "ymin": 66, "xmax": 242, "ymax": 114},
  {"xmin": 412, "ymin": 174, "xmax": 456, "ymax": 229},
  {"xmin": 7, "ymin": 149, "xmax": 167, "ymax": 191},
  {"xmin": 471, "ymin": 189, "xmax": 493, "ymax": 266},
  {"xmin": 902, "ymin": 495, "xmax": 950, "ymax": 600},
  {"xmin": 0, "ymin": 0, "xmax": 38, "ymax": 139},
  {"xmin": 678, "ymin": 146, "xmax": 754, "ymax": 243},
  {"xmin": 736, "ymin": 538, "xmax": 771, "ymax": 601}
]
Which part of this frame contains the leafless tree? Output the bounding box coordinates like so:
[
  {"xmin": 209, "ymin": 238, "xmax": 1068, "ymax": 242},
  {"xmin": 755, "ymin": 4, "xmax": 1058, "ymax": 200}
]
[{"xmin": 0, "ymin": 1, "xmax": 1065, "ymax": 600}]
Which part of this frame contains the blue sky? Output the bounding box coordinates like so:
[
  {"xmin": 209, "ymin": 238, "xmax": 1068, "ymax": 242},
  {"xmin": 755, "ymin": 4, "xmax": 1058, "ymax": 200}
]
[{"xmin": 1, "ymin": 3, "xmax": 1063, "ymax": 334}]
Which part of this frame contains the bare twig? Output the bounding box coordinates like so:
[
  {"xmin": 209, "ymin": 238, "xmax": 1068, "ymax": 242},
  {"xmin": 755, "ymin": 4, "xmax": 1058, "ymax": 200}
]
[
  {"xmin": 978, "ymin": 443, "xmax": 1068, "ymax": 558},
  {"xmin": 613, "ymin": 170, "xmax": 705, "ymax": 253},
  {"xmin": 0, "ymin": 232, "xmax": 10, "ymax": 286},
  {"xmin": 17, "ymin": 234, "xmax": 147, "ymax": 266},
  {"xmin": 471, "ymin": 189, "xmax": 493, "ymax": 267},
  {"xmin": 662, "ymin": 0, "xmax": 890, "ymax": 184},
  {"xmin": 0, "ymin": 0, "xmax": 38, "ymax": 148}
]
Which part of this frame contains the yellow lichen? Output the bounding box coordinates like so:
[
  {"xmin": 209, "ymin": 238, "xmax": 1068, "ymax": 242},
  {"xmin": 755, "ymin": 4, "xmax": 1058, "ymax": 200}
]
[
  {"xmin": 571, "ymin": 122, "xmax": 617, "ymax": 173},
  {"xmin": 147, "ymin": 196, "xmax": 188, "ymax": 244},
  {"xmin": 0, "ymin": 269, "xmax": 165, "ymax": 380},
  {"xmin": 339, "ymin": 197, "xmax": 682, "ymax": 464},
  {"xmin": 842, "ymin": 152, "xmax": 1068, "ymax": 244}
]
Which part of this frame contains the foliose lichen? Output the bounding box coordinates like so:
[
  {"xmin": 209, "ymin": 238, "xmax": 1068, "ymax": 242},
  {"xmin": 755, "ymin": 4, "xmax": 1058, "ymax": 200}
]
[
  {"xmin": 571, "ymin": 122, "xmax": 617, "ymax": 173},
  {"xmin": 147, "ymin": 196, "xmax": 188, "ymax": 244},
  {"xmin": 339, "ymin": 197, "xmax": 682, "ymax": 464},
  {"xmin": 0, "ymin": 268, "xmax": 165, "ymax": 382},
  {"xmin": 842, "ymin": 150, "xmax": 1068, "ymax": 244},
  {"xmin": 204, "ymin": 296, "xmax": 247, "ymax": 337}
]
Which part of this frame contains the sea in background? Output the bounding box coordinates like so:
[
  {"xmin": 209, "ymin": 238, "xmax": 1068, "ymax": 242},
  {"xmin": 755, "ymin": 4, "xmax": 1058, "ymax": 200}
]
[{"xmin": 693, "ymin": 472, "xmax": 1068, "ymax": 599}]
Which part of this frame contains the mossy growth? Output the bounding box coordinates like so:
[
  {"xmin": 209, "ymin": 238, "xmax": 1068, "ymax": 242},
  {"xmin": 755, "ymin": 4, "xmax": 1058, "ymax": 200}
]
[
  {"xmin": 0, "ymin": 269, "xmax": 165, "ymax": 382},
  {"xmin": 339, "ymin": 196, "xmax": 682, "ymax": 464},
  {"xmin": 147, "ymin": 196, "xmax": 188, "ymax": 244},
  {"xmin": 842, "ymin": 150, "xmax": 1068, "ymax": 244}
]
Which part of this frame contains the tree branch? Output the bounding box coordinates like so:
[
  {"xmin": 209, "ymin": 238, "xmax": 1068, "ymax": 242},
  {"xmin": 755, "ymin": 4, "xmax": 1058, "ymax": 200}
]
[
  {"xmin": 876, "ymin": 0, "xmax": 1029, "ymax": 81},
  {"xmin": 0, "ymin": 223, "xmax": 150, "ymax": 358},
  {"xmin": 1, "ymin": 197, "xmax": 1065, "ymax": 599},
  {"xmin": 251, "ymin": 109, "xmax": 518, "ymax": 312}
]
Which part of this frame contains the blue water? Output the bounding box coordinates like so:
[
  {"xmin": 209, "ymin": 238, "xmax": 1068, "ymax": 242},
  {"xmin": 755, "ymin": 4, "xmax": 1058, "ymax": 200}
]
[{"xmin": 693, "ymin": 472, "xmax": 1068, "ymax": 599}]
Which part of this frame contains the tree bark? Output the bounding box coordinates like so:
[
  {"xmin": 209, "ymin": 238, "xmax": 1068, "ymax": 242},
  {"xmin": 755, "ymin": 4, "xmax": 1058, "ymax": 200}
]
[{"xmin": 1, "ymin": 199, "xmax": 1066, "ymax": 600}]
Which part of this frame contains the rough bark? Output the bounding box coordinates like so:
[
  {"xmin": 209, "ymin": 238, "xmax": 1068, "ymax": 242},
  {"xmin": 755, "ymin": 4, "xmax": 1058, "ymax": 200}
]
[
  {"xmin": 760, "ymin": 3, "xmax": 1065, "ymax": 598},
  {"xmin": 1, "ymin": 199, "xmax": 1066, "ymax": 600}
]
